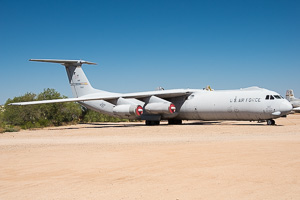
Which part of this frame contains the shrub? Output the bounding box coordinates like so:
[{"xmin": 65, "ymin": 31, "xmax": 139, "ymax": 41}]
[
  {"xmin": 4, "ymin": 89, "xmax": 82, "ymax": 128},
  {"xmin": 3, "ymin": 88, "xmax": 132, "ymax": 131},
  {"xmin": 4, "ymin": 125, "xmax": 21, "ymax": 132}
]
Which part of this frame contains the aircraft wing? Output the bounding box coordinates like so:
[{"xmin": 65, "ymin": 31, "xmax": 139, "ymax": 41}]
[
  {"xmin": 9, "ymin": 97, "xmax": 95, "ymax": 106},
  {"xmin": 9, "ymin": 89, "xmax": 193, "ymax": 106},
  {"xmin": 293, "ymin": 107, "xmax": 300, "ymax": 111}
]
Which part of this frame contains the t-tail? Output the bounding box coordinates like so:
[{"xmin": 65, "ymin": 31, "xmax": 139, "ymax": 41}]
[
  {"xmin": 286, "ymin": 89, "xmax": 295, "ymax": 101},
  {"xmin": 30, "ymin": 59, "xmax": 105, "ymax": 97}
]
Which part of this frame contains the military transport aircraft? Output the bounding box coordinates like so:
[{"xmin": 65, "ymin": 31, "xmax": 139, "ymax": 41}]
[
  {"xmin": 10, "ymin": 59, "xmax": 293, "ymax": 125},
  {"xmin": 286, "ymin": 89, "xmax": 300, "ymax": 113}
]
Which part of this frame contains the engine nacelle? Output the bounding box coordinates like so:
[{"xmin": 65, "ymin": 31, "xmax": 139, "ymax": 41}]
[
  {"xmin": 144, "ymin": 102, "xmax": 176, "ymax": 114},
  {"xmin": 113, "ymin": 104, "xmax": 143, "ymax": 117}
]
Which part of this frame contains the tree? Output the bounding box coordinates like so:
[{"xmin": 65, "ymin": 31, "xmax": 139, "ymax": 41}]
[
  {"xmin": 4, "ymin": 89, "xmax": 82, "ymax": 128},
  {"xmin": 0, "ymin": 106, "xmax": 4, "ymax": 132},
  {"xmin": 3, "ymin": 88, "xmax": 130, "ymax": 131},
  {"xmin": 0, "ymin": 106, "xmax": 4, "ymax": 122},
  {"xmin": 4, "ymin": 93, "xmax": 41, "ymax": 128},
  {"xmin": 36, "ymin": 89, "xmax": 82, "ymax": 126}
]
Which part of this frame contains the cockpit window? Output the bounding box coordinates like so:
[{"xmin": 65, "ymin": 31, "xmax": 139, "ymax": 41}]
[
  {"xmin": 266, "ymin": 94, "xmax": 283, "ymax": 100},
  {"xmin": 274, "ymin": 95, "xmax": 281, "ymax": 99}
]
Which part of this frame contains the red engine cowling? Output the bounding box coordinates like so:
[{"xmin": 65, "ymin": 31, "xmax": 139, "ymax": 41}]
[{"xmin": 113, "ymin": 104, "xmax": 143, "ymax": 117}]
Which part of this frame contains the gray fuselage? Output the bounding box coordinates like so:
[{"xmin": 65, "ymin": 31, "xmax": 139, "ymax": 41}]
[{"xmin": 79, "ymin": 87, "xmax": 292, "ymax": 122}]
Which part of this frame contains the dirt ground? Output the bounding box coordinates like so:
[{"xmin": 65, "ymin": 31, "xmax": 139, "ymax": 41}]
[{"xmin": 1, "ymin": 115, "xmax": 300, "ymax": 200}]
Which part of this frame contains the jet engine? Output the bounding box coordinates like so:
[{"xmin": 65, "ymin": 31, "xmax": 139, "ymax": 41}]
[
  {"xmin": 144, "ymin": 102, "xmax": 176, "ymax": 114},
  {"xmin": 113, "ymin": 104, "xmax": 143, "ymax": 117}
]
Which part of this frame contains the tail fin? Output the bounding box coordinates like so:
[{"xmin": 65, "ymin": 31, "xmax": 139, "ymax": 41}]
[
  {"xmin": 286, "ymin": 89, "xmax": 295, "ymax": 101},
  {"xmin": 30, "ymin": 59, "xmax": 104, "ymax": 97}
]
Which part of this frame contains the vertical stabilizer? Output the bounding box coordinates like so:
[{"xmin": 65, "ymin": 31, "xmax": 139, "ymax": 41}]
[
  {"xmin": 30, "ymin": 59, "xmax": 104, "ymax": 97},
  {"xmin": 286, "ymin": 89, "xmax": 295, "ymax": 101}
]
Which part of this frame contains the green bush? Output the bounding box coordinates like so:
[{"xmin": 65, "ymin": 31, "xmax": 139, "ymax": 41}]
[
  {"xmin": 2, "ymin": 88, "xmax": 132, "ymax": 132},
  {"xmin": 3, "ymin": 125, "xmax": 21, "ymax": 132},
  {"xmin": 0, "ymin": 108, "xmax": 4, "ymax": 130},
  {"xmin": 4, "ymin": 89, "xmax": 82, "ymax": 128},
  {"xmin": 4, "ymin": 93, "xmax": 39, "ymax": 126}
]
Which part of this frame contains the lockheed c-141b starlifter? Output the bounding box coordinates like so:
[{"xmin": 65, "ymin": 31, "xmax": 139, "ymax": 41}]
[{"xmin": 10, "ymin": 59, "xmax": 293, "ymax": 126}]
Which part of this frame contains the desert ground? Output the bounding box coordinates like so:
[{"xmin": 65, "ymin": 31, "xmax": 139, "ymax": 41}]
[{"xmin": 1, "ymin": 115, "xmax": 300, "ymax": 200}]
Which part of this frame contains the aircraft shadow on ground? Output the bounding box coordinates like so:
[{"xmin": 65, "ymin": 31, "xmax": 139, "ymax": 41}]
[
  {"xmin": 85, "ymin": 122, "xmax": 223, "ymax": 128},
  {"xmin": 236, "ymin": 123, "xmax": 282, "ymax": 126},
  {"xmin": 200, "ymin": 122, "xmax": 282, "ymax": 126},
  {"xmin": 84, "ymin": 123, "xmax": 145, "ymax": 129},
  {"xmin": 81, "ymin": 121, "xmax": 275, "ymax": 129},
  {"xmin": 189, "ymin": 121, "xmax": 283, "ymax": 126},
  {"xmin": 49, "ymin": 121, "xmax": 277, "ymax": 130},
  {"xmin": 184, "ymin": 121, "xmax": 221, "ymax": 125},
  {"xmin": 183, "ymin": 122, "xmax": 275, "ymax": 126}
]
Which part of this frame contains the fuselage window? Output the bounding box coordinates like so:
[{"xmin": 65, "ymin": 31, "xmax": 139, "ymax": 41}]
[
  {"xmin": 270, "ymin": 95, "xmax": 275, "ymax": 100},
  {"xmin": 265, "ymin": 95, "xmax": 269, "ymax": 100}
]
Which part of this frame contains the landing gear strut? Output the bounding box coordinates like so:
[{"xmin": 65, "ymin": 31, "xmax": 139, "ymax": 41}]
[{"xmin": 267, "ymin": 119, "xmax": 275, "ymax": 125}]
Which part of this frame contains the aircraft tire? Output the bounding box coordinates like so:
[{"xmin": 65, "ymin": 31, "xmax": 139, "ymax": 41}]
[
  {"xmin": 168, "ymin": 119, "xmax": 183, "ymax": 125},
  {"xmin": 267, "ymin": 119, "xmax": 275, "ymax": 125},
  {"xmin": 145, "ymin": 120, "xmax": 160, "ymax": 126}
]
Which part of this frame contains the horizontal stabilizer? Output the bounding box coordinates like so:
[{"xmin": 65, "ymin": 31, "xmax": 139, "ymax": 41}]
[{"xmin": 29, "ymin": 59, "xmax": 97, "ymax": 65}]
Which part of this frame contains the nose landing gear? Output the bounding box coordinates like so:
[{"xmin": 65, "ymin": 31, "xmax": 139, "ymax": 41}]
[{"xmin": 267, "ymin": 119, "xmax": 275, "ymax": 125}]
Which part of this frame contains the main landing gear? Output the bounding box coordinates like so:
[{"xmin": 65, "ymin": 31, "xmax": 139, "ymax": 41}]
[
  {"xmin": 267, "ymin": 119, "xmax": 276, "ymax": 125},
  {"xmin": 145, "ymin": 120, "xmax": 160, "ymax": 126},
  {"xmin": 168, "ymin": 119, "xmax": 182, "ymax": 125},
  {"xmin": 145, "ymin": 119, "xmax": 183, "ymax": 125}
]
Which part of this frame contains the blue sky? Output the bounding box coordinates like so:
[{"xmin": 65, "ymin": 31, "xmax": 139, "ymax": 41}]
[{"xmin": 1, "ymin": 0, "xmax": 299, "ymax": 104}]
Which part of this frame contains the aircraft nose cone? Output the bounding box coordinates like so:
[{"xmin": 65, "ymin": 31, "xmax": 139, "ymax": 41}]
[{"xmin": 280, "ymin": 100, "xmax": 293, "ymax": 114}]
